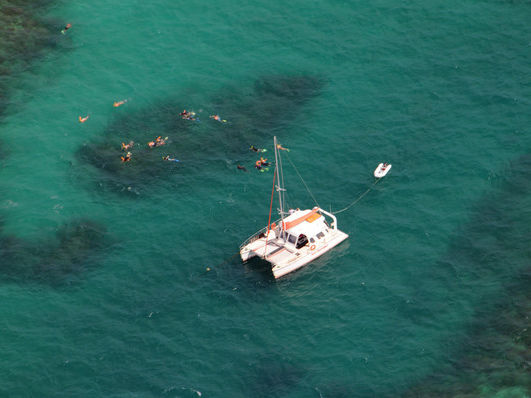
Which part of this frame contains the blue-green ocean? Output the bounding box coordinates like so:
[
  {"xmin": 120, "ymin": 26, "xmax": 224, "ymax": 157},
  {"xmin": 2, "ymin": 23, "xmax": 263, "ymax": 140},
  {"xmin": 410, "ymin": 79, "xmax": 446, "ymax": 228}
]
[{"xmin": 1, "ymin": 0, "xmax": 530, "ymax": 397}]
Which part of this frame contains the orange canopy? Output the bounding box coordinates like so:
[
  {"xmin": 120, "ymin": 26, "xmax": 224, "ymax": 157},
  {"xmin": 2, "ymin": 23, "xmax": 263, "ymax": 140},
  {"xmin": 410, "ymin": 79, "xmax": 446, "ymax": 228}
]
[{"xmin": 282, "ymin": 208, "xmax": 319, "ymax": 231}]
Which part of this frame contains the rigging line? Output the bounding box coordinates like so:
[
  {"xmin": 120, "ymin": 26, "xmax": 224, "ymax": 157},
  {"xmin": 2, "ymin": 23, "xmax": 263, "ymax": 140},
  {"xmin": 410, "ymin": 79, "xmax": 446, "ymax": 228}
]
[
  {"xmin": 266, "ymin": 166, "xmax": 277, "ymax": 234},
  {"xmin": 278, "ymin": 148, "xmax": 287, "ymax": 211},
  {"xmin": 264, "ymin": 166, "xmax": 277, "ymax": 258},
  {"xmin": 333, "ymin": 178, "xmax": 382, "ymax": 214},
  {"xmin": 285, "ymin": 152, "xmax": 321, "ymax": 209}
]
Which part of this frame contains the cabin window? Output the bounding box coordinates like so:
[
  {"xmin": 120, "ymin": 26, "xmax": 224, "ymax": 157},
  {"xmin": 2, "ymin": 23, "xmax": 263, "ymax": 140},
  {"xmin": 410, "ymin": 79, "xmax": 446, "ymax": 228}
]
[
  {"xmin": 288, "ymin": 234, "xmax": 297, "ymax": 244},
  {"xmin": 316, "ymin": 232, "xmax": 325, "ymax": 239},
  {"xmin": 296, "ymin": 234, "xmax": 308, "ymax": 249}
]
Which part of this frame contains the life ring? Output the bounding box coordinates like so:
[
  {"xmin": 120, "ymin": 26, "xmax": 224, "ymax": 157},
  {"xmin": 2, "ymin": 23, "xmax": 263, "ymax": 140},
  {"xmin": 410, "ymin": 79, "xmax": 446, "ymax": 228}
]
[{"xmin": 310, "ymin": 244, "xmax": 316, "ymax": 251}]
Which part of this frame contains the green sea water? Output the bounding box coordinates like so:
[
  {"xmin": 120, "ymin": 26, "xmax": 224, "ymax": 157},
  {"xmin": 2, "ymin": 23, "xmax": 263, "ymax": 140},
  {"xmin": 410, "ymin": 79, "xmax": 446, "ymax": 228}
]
[{"xmin": 0, "ymin": 0, "xmax": 530, "ymax": 397}]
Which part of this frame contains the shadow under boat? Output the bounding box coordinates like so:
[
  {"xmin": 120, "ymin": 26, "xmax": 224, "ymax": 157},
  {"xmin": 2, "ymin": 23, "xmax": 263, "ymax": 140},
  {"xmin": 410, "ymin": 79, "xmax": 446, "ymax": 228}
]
[{"xmin": 242, "ymin": 255, "xmax": 275, "ymax": 281}]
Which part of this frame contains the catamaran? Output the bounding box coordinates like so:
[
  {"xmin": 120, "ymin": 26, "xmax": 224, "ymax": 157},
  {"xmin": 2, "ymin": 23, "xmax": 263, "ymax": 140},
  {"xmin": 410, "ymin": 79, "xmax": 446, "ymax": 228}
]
[{"xmin": 239, "ymin": 137, "xmax": 349, "ymax": 279}]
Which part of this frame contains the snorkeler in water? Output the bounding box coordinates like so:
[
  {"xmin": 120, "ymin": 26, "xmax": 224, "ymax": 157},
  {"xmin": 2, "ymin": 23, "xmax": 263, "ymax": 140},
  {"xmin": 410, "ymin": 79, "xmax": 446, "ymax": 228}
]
[
  {"xmin": 113, "ymin": 99, "xmax": 128, "ymax": 107},
  {"xmin": 79, "ymin": 115, "xmax": 89, "ymax": 123},
  {"xmin": 255, "ymin": 159, "xmax": 269, "ymax": 172},
  {"xmin": 237, "ymin": 164, "xmax": 248, "ymax": 172},
  {"xmin": 148, "ymin": 136, "xmax": 167, "ymax": 148},
  {"xmin": 162, "ymin": 155, "xmax": 179, "ymax": 162},
  {"xmin": 121, "ymin": 151, "xmax": 132, "ymax": 163},
  {"xmin": 250, "ymin": 145, "xmax": 266, "ymax": 153},
  {"xmin": 180, "ymin": 109, "xmax": 197, "ymax": 120},
  {"xmin": 61, "ymin": 23, "xmax": 72, "ymax": 34},
  {"xmin": 121, "ymin": 141, "xmax": 134, "ymax": 150},
  {"xmin": 276, "ymin": 144, "xmax": 290, "ymax": 152},
  {"xmin": 210, "ymin": 114, "xmax": 227, "ymax": 123}
]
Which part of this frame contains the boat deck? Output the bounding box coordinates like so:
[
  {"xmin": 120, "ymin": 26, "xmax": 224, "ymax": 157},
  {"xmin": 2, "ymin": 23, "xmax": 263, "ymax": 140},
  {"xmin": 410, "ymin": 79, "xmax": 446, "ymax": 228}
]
[
  {"xmin": 266, "ymin": 246, "xmax": 294, "ymax": 264},
  {"xmin": 244, "ymin": 236, "xmax": 284, "ymax": 258}
]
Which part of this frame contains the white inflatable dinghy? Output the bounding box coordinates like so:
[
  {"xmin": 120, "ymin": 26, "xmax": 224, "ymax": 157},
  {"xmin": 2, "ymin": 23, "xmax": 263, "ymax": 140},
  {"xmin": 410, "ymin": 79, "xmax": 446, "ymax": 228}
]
[{"xmin": 374, "ymin": 163, "xmax": 392, "ymax": 178}]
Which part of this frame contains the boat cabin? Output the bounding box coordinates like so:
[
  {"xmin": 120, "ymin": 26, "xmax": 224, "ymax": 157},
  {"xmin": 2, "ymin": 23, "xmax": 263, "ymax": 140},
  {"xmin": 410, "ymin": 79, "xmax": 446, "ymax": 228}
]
[{"xmin": 278, "ymin": 208, "xmax": 331, "ymax": 250}]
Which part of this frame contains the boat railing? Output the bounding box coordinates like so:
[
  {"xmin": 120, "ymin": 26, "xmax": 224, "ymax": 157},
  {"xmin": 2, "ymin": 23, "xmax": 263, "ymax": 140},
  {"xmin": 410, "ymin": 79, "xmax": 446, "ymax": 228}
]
[
  {"xmin": 317, "ymin": 208, "xmax": 338, "ymax": 230},
  {"xmin": 240, "ymin": 218, "xmax": 281, "ymax": 249}
]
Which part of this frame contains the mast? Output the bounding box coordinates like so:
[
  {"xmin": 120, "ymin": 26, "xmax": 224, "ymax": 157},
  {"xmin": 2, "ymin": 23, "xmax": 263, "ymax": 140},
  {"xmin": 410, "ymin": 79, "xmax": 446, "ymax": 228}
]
[{"xmin": 273, "ymin": 136, "xmax": 285, "ymax": 237}]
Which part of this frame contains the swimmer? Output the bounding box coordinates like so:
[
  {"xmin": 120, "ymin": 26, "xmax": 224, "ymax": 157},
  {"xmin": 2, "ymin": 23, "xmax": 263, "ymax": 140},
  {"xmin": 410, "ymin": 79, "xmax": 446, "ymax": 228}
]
[
  {"xmin": 121, "ymin": 141, "xmax": 134, "ymax": 150},
  {"xmin": 276, "ymin": 144, "xmax": 290, "ymax": 152},
  {"xmin": 210, "ymin": 114, "xmax": 227, "ymax": 123},
  {"xmin": 162, "ymin": 155, "xmax": 179, "ymax": 162},
  {"xmin": 260, "ymin": 157, "xmax": 270, "ymax": 167},
  {"xmin": 255, "ymin": 159, "xmax": 269, "ymax": 173},
  {"xmin": 78, "ymin": 115, "xmax": 89, "ymax": 123},
  {"xmin": 148, "ymin": 136, "xmax": 167, "ymax": 147},
  {"xmin": 180, "ymin": 109, "xmax": 196, "ymax": 120},
  {"xmin": 250, "ymin": 145, "xmax": 266, "ymax": 153},
  {"xmin": 113, "ymin": 99, "xmax": 128, "ymax": 107},
  {"xmin": 61, "ymin": 23, "xmax": 72, "ymax": 34},
  {"xmin": 256, "ymin": 157, "xmax": 270, "ymax": 172},
  {"xmin": 237, "ymin": 164, "xmax": 248, "ymax": 172},
  {"xmin": 121, "ymin": 152, "xmax": 132, "ymax": 162}
]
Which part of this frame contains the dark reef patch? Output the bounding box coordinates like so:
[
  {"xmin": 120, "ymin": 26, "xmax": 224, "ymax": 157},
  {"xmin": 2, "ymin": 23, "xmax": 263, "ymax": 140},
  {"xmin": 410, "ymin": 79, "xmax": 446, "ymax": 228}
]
[
  {"xmin": 403, "ymin": 273, "xmax": 530, "ymax": 398},
  {"xmin": 76, "ymin": 75, "xmax": 323, "ymax": 195},
  {"xmin": 0, "ymin": 218, "xmax": 109, "ymax": 286},
  {"xmin": 0, "ymin": 2, "xmax": 108, "ymax": 288},
  {"xmin": 76, "ymin": 103, "xmax": 190, "ymax": 195},
  {"xmin": 0, "ymin": 0, "xmax": 58, "ymax": 116},
  {"xmin": 314, "ymin": 383, "xmax": 356, "ymax": 398},
  {"xmin": 401, "ymin": 154, "xmax": 531, "ymax": 397},
  {"xmin": 244, "ymin": 355, "xmax": 305, "ymax": 398}
]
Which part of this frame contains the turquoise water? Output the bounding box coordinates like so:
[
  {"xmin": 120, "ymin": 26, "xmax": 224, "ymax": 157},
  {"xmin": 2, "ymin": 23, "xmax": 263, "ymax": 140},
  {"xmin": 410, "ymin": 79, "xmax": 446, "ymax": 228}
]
[{"xmin": 1, "ymin": 0, "xmax": 530, "ymax": 396}]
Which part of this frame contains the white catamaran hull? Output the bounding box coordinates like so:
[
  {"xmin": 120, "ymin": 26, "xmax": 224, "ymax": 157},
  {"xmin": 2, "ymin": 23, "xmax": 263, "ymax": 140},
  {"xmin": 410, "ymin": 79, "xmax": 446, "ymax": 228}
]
[
  {"xmin": 240, "ymin": 227, "xmax": 349, "ymax": 279},
  {"xmin": 270, "ymin": 230, "xmax": 348, "ymax": 278}
]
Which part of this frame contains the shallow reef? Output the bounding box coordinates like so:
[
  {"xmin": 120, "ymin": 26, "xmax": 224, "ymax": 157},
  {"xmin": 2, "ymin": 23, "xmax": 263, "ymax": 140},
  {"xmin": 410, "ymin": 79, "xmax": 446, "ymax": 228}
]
[
  {"xmin": 403, "ymin": 274, "xmax": 530, "ymax": 398},
  {"xmin": 0, "ymin": 218, "xmax": 109, "ymax": 286},
  {"xmin": 0, "ymin": 0, "xmax": 58, "ymax": 116},
  {"xmin": 244, "ymin": 355, "xmax": 305, "ymax": 398},
  {"xmin": 401, "ymin": 154, "xmax": 531, "ymax": 397},
  {"xmin": 76, "ymin": 75, "xmax": 323, "ymax": 196},
  {"xmin": 0, "ymin": 2, "xmax": 108, "ymax": 287}
]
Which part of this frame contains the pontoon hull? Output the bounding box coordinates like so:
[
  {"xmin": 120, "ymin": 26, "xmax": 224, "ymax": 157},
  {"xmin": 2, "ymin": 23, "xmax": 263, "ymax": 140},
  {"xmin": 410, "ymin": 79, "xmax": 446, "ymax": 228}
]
[
  {"xmin": 240, "ymin": 229, "xmax": 349, "ymax": 279},
  {"xmin": 271, "ymin": 230, "xmax": 348, "ymax": 278}
]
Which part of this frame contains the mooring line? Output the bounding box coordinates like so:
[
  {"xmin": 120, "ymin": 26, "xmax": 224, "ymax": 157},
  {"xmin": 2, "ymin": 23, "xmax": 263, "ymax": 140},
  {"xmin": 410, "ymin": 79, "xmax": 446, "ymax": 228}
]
[{"xmin": 333, "ymin": 178, "xmax": 383, "ymax": 214}]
